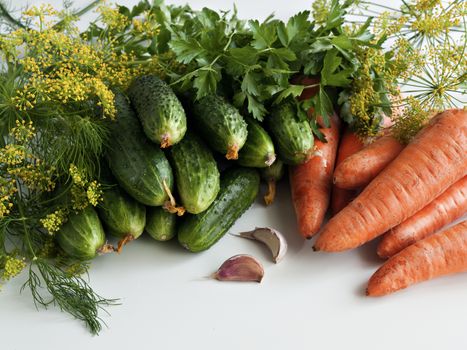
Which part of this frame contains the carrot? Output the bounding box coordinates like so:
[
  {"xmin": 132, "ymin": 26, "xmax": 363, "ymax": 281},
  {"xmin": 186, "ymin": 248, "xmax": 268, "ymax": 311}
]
[
  {"xmin": 314, "ymin": 108, "xmax": 467, "ymax": 252},
  {"xmin": 377, "ymin": 176, "xmax": 467, "ymax": 258},
  {"xmin": 333, "ymin": 133, "xmax": 404, "ymax": 189},
  {"xmin": 367, "ymin": 220, "xmax": 467, "ymax": 296},
  {"xmin": 290, "ymin": 112, "xmax": 340, "ymax": 239},
  {"xmin": 331, "ymin": 128, "xmax": 365, "ymax": 214}
]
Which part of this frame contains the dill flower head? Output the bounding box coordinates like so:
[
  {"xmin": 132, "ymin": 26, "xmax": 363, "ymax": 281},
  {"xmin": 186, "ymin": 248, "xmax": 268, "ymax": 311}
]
[
  {"xmin": 97, "ymin": 4, "xmax": 129, "ymax": 32},
  {"xmin": 392, "ymin": 97, "xmax": 432, "ymax": 144},
  {"xmin": 5, "ymin": 4, "xmax": 140, "ymax": 120},
  {"xmin": 40, "ymin": 209, "xmax": 67, "ymax": 235},
  {"xmin": 69, "ymin": 164, "xmax": 103, "ymax": 210},
  {"xmin": 86, "ymin": 181, "xmax": 103, "ymax": 207},
  {"xmin": 1, "ymin": 255, "xmax": 26, "ymax": 281}
]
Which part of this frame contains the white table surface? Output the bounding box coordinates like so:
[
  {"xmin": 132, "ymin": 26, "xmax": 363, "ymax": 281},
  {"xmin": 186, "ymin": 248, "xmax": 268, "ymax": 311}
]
[{"xmin": 2, "ymin": 1, "xmax": 467, "ymax": 349}]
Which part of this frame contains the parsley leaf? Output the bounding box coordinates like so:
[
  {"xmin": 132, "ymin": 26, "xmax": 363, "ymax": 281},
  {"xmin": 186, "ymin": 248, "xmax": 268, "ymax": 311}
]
[{"xmin": 320, "ymin": 48, "xmax": 353, "ymax": 87}]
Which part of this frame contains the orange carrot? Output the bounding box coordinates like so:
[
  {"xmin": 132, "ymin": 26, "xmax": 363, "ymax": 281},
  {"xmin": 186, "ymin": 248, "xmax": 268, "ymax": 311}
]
[
  {"xmin": 377, "ymin": 176, "xmax": 467, "ymax": 258},
  {"xmin": 290, "ymin": 113, "xmax": 340, "ymax": 239},
  {"xmin": 367, "ymin": 220, "xmax": 467, "ymax": 296},
  {"xmin": 333, "ymin": 133, "xmax": 404, "ymax": 189},
  {"xmin": 331, "ymin": 128, "xmax": 365, "ymax": 214},
  {"xmin": 314, "ymin": 109, "xmax": 467, "ymax": 252}
]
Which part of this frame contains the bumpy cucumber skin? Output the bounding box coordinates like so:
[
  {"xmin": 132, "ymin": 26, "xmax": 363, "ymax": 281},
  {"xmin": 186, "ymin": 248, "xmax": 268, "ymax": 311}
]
[
  {"xmin": 106, "ymin": 92, "xmax": 174, "ymax": 206},
  {"xmin": 267, "ymin": 102, "xmax": 314, "ymax": 165},
  {"xmin": 178, "ymin": 167, "xmax": 260, "ymax": 252},
  {"xmin": 56, "ymin": 207, "xmax": 105, "ymax": 261},
  {"xmin": 98, "ymin": 186, "xmax": 146, "ymax": 239},
  {"xmin": 192, "ymin": 95, "xmax": 248, "ymax": 158},
  {"xmin": 128, "ymin": 75, "xmax": 187, "ymax": 147},
  {"xmin": 260, "ymin": 159, "xmax": 285, "ymax": 181},
  {"xmin": 146, "ymin": 207, "xmax": 177, "ymax": 241},
  {"xmin": 170, "ymin": 133, "xmax": 220, "ymax": 214},
  {"xmin": 238, "ymin": 117, "xmax": 276, "ymax": 168}
]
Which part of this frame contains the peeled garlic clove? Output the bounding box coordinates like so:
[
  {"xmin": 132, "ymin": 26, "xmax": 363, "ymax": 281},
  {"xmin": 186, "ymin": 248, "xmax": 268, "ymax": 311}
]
[
  {"xmin": 236, "ymin": 227, "xmax": 287, "ymax": 263},
  {"xmin": 212, "ymin": 255, "xmax": 264, "ymax": 282}
]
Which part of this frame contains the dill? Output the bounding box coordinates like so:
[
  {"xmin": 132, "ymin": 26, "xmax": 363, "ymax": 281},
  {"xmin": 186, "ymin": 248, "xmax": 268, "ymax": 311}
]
[{"xmin": 23, "ymin": 259, "xmax": 118, "ymax": 335}]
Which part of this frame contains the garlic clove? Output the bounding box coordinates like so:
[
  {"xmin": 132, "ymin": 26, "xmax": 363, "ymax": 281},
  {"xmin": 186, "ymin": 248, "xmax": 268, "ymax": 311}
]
[
  {"xmin": 212, "ymin": 254, "xmax": 264, "ymax": 282},
  {"xmin": 236, "ymin": 227, "xmax": 287, "ymax": 263}
]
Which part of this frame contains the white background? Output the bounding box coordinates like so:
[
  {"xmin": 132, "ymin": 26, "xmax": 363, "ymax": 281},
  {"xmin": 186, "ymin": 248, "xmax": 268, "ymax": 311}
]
[{"xmin": 2, "ymin": 1, "xmax": 467, "ymax": 349}]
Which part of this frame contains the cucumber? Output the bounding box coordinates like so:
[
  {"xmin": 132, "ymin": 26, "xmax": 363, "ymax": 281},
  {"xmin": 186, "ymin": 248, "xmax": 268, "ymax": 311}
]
[
  {"xmin": 128, "ymin": 75, "xmax": 187, "ymax": 147},
  {"xmin": 260, "ymin": 159, "xmax": 285, "ymax": 205},
  {"xmin": 238, "ymin": 117, "xmax": 276, "ymax": 168},
  {"xmin": 260, "ymin": 159, "xmax": 285, "ymax": 182},
  {"xmin": 56, "ymin": 207, "xmax": 106, "ymax": 261},
  {"xmin": 170, "ymin": 133, "xmax": 220, "ymax": 214},
  {"xmin": 267, "ymin": 102, "xmax": 314, "ymax": 165},
  {"xmin": 106, "ymin": 92, "xmax": 174, "ymax": 206},
  {"xmin": 146, "ymin": 207, "xmax": 177, "ymax": 241},
  {"xmin": 192, "ymin": 95, "xmax": 248, "ymax": 160},
  {"xmin": 178, "ymin": 167, "xmax": 260, "ymax": 252},
  {"xmin": 98, "ymin": 185, "xmax": 146, "ymax": 239}
]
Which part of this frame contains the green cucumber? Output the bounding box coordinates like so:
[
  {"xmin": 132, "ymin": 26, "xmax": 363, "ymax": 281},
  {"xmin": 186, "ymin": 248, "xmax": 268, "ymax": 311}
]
[
  {"xmin": 128, "ymin": 75, "xmax": 187, "ymax": 147},
  {"xmin": 238, "ymin": 117, "xmax": 276, "ymax": 168},
  {"xmin": 98, "ymin": 185, "xmax": 146, "ymax": 239},
  {"xmin": 260, "ymin": 159, "xmax": 285, "ymax": 205},
  {"xmin": 106, "ymin": 92, "xmax": 174, "ymax": 206},
  {"xmin": 178, "ymin": 167, "xmax": 260, "ymax": 252},
  {"xmin": 146, "ymin": 207, "xmax": 177, "ymax": 241},
  {"xmin": 170, "ymin": 133, "xmax": 220, "ymax": 214},
  {"xmin": 260, "ymin": 159, "xmax": 285, "ymax": 182},
  {"xmin": 56, "ymin": 207, "xmax": 106, "ymax": 261},
  {"xmin": 267, "ymin": 101, "xmax": 314, "ymax": 165},
  {"xmin": 192, "ymin": 95, "xmax": 248, "ymax": 160}
]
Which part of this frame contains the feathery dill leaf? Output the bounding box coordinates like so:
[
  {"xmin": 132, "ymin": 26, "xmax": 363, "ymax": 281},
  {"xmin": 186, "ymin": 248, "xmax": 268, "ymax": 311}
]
[{"xmin": 23, "ymin": 259, "xmax": 118, "ymax": 335}]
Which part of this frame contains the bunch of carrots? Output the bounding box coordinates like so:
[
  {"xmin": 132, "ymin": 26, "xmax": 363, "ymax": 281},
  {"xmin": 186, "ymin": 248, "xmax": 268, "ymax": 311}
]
[{"xmin": 290, "ymin": 81, "xmax": 466, "ymax": 296}]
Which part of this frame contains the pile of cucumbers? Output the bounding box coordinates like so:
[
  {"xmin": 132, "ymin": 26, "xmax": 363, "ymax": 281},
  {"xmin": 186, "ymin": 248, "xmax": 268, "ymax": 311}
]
[{"xmin": 57, "ymin": 75, "xmax": 314, "ymax": 259}]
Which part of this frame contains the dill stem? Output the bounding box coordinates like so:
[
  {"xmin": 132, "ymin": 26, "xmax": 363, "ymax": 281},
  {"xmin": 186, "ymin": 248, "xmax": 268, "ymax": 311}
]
[
  {"xmin": 0, "ymin": 2, "xmax": 26, "ymax": 29},
  {"xmin": 54, "ymin": 0, "xmax": 104, "ymax": 29},
  {"xmin": 15, "ymin": 180, "xmax": 36, "ymax": 259},
  {"xmin": 359, "ymin": 1, "xmax": 400, "ymax": 13}
]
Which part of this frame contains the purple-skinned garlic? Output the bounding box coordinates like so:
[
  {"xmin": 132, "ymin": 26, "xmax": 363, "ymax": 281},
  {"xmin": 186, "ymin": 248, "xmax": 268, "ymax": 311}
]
[{"xmin": 212, "ymin": 254, "xmax": 264, "ymax": 282}]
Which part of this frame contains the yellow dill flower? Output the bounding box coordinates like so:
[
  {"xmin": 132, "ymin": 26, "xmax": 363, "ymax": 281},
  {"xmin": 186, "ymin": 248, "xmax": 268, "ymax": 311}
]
[
  {"xmin": 0, "ymin": 30, "xmax": 24, "ymax": 60},
  {"xmin": 1, "ymin": 255, "xmax": 26, "ymax": 281},
  {"xmin": 40, "ymin": 209, "xmax": 67, "ymax": 235},
  {"xmin": 392, "ymin": 97, "xmax": 432, "ymax": 144},
  {"xmin": 8, "ymin": 9, "xmax": 140, "ymax": 120},
  {"xmin": 0, "ymin": 179, "xmax": 16, "ymax": 218},
  {"xmin": 0, "ymin": 145, "xmax": 26, "ymax": 166},
  {"xmin": 98, "ymin": 5, "xmax": 129, "ymax": 32},
  {"xmin": 86, "ymin": 181, "xmax": 103, "ymax": 206},
  {"xmin": 312, "ymin": 0, "xmax": 330, "ymax": 24},
  {"xmin": 71, "ymin": 185, "xmax": 89, "ymax": 211},
  {"xmin": 23, "ymin": 4, "xmax": 59, "ymax": 30},
  {"xmin": 390, "ymin": 38, "xmax": 425, "ymax": 81},
  {"xmin": 132, "ymin": 13, "xmax": 160, "ymax": 37},
  {"xmin": 69, "ymin": 164, "xmax": 87, "ymax": 187},
  {"xmin": 411, "ymin": 14, "xmax": 457, "ymax": 38},
  {"xmin": 11, "ymin": 119, "xmax": 36, "ymax": 142}
]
